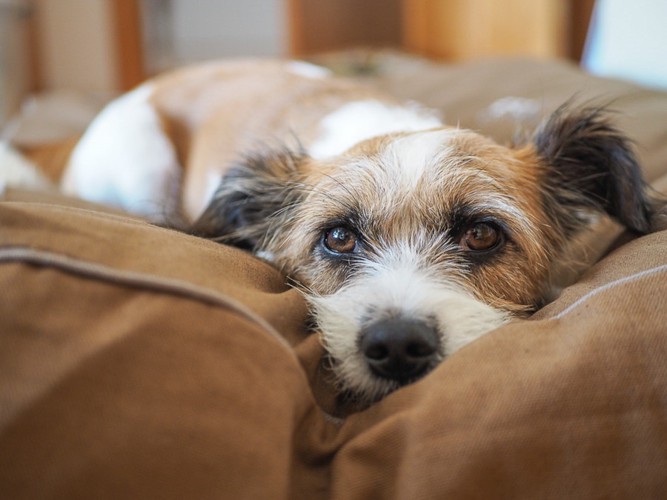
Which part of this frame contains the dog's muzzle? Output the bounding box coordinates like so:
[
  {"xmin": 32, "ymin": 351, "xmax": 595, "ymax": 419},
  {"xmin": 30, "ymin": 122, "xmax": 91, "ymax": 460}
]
[{"xmin": 360, "ymin": 317, "xmax": 440, "ymax": 383}]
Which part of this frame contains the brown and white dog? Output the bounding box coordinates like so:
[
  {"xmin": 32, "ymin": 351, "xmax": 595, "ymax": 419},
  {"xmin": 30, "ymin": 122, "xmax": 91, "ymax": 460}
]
[{"xmin": 50, "ymin": 60, "xmax": 660, "ymax": 403}]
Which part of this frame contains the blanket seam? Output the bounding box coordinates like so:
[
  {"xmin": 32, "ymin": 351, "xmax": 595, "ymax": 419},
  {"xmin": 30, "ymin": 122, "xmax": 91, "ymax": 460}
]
[
  {"xmin": 551, "ymin": 264, "xmax": 667, "ymax": 320},
  {"xmin": 0, "ymin": 245, "xmax": 297, "ymax": 355}
]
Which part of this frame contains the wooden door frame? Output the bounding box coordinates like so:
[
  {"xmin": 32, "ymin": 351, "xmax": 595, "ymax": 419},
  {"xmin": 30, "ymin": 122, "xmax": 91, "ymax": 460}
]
[
  {"xmin": 110, "ymin": 0, "xmax": 146, "ymax": 90},
  {"xmin": 290, "ymin": 0, "xmax": 597, "ymax": 62}
]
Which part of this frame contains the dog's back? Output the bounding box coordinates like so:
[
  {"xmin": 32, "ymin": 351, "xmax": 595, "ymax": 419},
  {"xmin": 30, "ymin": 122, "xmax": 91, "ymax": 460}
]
[{"xmin": 60, "ymin": 60, "xmax": 440, "ymax": 220}]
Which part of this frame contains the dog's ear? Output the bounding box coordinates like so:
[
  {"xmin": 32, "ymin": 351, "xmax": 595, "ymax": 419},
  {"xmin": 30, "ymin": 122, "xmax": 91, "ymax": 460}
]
[
  {"xmin": 534, "ymin": 105, "xmax": 653, "ymax": 234},
  {"xmin": 190, "ymin": 148, "xmax": 308, "ymax": 250}
]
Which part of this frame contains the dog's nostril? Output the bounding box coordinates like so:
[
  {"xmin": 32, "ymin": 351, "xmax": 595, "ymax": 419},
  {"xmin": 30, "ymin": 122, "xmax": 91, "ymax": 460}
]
[
  {"xmin": 364, "ymin": 343, "xmax": 389, "ymax": 361},
  {"xmin": 406, "ymin": 340, "xmax": 436, "ymax": 357},
  {"xmin": 360, "ymin": 318, "xmax": 440, "ymax": 383}
]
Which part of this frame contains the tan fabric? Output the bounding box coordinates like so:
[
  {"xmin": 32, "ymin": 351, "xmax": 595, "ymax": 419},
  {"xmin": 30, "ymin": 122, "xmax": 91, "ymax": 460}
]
[
  {"xmin": 2, "ymin": 57, "xmax": 667, "ymax": 498},
  {"xmin": 1, "ymin": 190, "xmax": 666, "ymax": 499},
  {"xmin": 369, "ymin": 56, "xmax": 667, "ymax": 185}
]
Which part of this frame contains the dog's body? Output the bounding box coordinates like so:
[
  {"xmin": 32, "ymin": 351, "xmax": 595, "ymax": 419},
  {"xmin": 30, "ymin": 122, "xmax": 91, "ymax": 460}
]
[
  {"xmin": 16, "ymin": 59, "xmax": 660, "ymax": 404},
  {"xmin": 62, "ymin": 60, "xmax": 440, "ymax": 222}
]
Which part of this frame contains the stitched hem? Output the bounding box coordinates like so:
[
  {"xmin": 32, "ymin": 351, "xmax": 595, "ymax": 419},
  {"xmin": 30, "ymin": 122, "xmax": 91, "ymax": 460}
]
[
  {"xmin": 0, "ymin": 245, "xmax": 297, "ymax": 354},
  {"xmin": 552, "ymin": 264, "xmax": 667, "ymax": 320}
]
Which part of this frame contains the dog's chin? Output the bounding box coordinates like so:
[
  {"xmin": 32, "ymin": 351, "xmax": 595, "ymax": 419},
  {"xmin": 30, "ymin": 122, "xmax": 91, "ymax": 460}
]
[
  {"xmin": 329, "ymin": 361, "xmax": 405, "ymax": 408},
  {"xmin": 336, "ymin": 361, "xmax": 441, "ymax": 407}
]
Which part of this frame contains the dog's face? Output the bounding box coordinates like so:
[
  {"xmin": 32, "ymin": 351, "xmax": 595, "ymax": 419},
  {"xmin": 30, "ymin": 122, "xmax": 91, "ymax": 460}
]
[{"xmin": 194, "ymin": 106, "xmax": 654, "ymax": 404}]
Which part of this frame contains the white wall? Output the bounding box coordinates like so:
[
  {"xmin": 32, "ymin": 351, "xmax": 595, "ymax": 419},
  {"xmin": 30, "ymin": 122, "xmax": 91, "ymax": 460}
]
[
  {"xmin": 583, "ymin": 0, "xmax": 667, "ymax": 90},
  {"xmin": 168, "ymin": 0, "xmax": 286, "ymax": 66}
]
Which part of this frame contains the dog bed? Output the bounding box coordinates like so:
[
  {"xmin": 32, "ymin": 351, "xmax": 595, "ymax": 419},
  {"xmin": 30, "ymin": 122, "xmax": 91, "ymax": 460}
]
[{"xmin": 2, "ymin": 55, "xmax": 667, "ymax": 498}]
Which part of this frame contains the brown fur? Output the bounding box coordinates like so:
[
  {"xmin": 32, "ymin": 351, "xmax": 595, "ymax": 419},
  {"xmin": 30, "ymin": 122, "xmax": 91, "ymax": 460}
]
[
  {"xmin": 195, "ymin": 109, "xmax": 657, "ymax": 317},
  {"xmin": 190, "ymin": 102, "xmax": 661, "ymax": 403},
  {"xmin": 51, "ymin": 60, "xmax": 662, "ymax": 403},
  {"xmin": 146, "ymin": 60, "xmax": 401, "ymax": 218}
]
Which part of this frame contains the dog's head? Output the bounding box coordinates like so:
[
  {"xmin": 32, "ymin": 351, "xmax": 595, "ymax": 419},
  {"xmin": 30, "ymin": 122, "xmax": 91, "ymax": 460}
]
[{"xmin": 194, "ymin": 105, "xmax": 656, "ymax": 404}]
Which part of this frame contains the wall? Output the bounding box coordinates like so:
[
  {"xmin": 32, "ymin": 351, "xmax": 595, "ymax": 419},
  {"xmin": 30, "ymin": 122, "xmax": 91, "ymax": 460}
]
[
  {"xmin": 33, "ymin": 0, "xmax": 117, "ymax": 94},
  {"xmin": 584, "ymin": 0, "xmax": 667, "ymax": 89},
  {"xmin": 0, "ymin": 0, "xmax": 33, "ymax": 125},
  {"xmin": 170, "ymin": 0, "xmax": 286, "ymax": 65},
  {"xmin": 140, "ymin": 0, "xmax": 287, "ymax": 74}
]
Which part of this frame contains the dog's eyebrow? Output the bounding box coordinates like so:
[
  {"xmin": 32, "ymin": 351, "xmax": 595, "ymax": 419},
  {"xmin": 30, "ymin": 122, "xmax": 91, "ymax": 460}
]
[
  {"xmin": 451, "ymin": 196, "xmax": 513, "ymax": 217},
  {"xmin": 446, "ymin": 202, "xmax": 517, "ymax": 233},
  {"xmin": 472, "ymin": 198, "xmax": 527, "ymax": 221},
  {"xmin": 314, "ymin": 209, "xmax": 369, "ymax": 238}
]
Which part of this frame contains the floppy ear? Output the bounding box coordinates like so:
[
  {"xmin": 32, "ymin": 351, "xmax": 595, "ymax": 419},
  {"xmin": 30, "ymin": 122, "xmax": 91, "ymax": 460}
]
[
  {"xmin": 190, "ymin": 148, "xmax": 308, "ymax": 250},
  {"xmin": 534, "ymin": 105, "xmax": 653, "ymax": 234}
]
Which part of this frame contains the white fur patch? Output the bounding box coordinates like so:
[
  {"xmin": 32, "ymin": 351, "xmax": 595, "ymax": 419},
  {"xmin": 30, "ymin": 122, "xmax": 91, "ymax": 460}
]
[
  {"xmin": 480, "ymin": 96, "xmax": 542, "ymax": 123},
  {"xmin": 308, "ymin": 100, "xmax": 442, "ymax": 159},
  {"xmin": 0, "ymin": 142, "xmax": 52, "ymax": 195},
  {"xmin": 382, "ymin": 129, "xmax": 459, "ymax": 188},
  {"xmin": 61, "ymin": 84, "xmax": 180, "ymax": 220},
  {"xmin": 202, "ymin": 170, "xmax": 225, "ymax": 215},
  {"xmin": 287, "ymin": 61, "xmax": 331, "ymax": 79},
  {"xmin": 308, "ymin": 246, "xmax": 508, "ymax": 401}
]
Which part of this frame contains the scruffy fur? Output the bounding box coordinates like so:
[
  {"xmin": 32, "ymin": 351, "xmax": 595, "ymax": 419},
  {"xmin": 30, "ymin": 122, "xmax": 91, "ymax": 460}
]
[
  {"xmin": 35, "ymin": 60, "xmax": 658, "ymax": 405},
  {"xmin": 193, "ymin": 104, "xmax": 658, "ymax": 404}
]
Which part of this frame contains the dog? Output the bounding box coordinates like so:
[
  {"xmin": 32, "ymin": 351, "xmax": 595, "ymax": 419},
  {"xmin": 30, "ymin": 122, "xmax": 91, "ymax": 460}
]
[{"xmin": 19, "ymin": 59, "xmax": 661, "ymax": 404}]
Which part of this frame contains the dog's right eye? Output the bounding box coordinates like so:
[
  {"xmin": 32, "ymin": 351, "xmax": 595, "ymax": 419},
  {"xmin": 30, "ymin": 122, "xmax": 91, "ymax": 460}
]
[
  {"xmin": 459, "ymin": 222, "xmax": 504, "ymax": 252},
  {"xmin": 323, "ymin": 226, "xmax": 358, "ymax": 254}
]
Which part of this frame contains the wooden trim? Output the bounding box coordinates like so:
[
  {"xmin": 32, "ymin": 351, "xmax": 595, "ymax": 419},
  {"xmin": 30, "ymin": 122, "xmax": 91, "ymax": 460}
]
[
  {"xmin": 401, "ymin": 0, "xmax": 570, "ymax": 61},
  {"xmin": 287, "ymin": 0, "xmax": 401, "ymax": 56},
  {"xmin": 110, "ymin": 0, "xmax": 145, "ymax": 90},
  {"xmin": 26, "ymin": 1, "xmax": 42, "ymax": 92},
  {"xmin": 286, "ymin": 0, "xmax": 306, "ymax": 56},
  {"xmin": 569, "ymin": 0, "xmax": 596, "ymax": 61},
  {"xmin": 402, "ymin": 0, "xmax": 430, "ymax": 55}
]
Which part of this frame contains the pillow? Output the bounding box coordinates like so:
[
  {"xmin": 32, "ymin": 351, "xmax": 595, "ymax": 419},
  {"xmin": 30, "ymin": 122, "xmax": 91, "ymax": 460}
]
[{"xmin": 1, "ymin": 186, "xmax": 666, "ymax": 498}]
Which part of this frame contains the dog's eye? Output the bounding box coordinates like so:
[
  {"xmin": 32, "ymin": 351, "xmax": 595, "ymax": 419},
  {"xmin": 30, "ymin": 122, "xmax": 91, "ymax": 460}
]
[
  {"xmin": 323, "ymin": 226, "xmax": 358, "ymax": 254},
  {"xmin": 460, "ymin": 222, "xmax": 503, "ymax": 252}
]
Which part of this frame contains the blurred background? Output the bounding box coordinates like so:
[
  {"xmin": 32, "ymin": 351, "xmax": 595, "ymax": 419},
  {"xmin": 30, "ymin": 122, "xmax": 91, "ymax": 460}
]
[{"xmin": 1, "ymin": 0, "xmax": 666, "ymax": 131}]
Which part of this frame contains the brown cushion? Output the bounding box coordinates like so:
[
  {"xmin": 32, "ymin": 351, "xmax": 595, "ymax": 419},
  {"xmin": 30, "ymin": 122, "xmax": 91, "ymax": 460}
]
[
  {"xmin": 2, "ymin": 188, "xmax": 667, "ymax": 498},
  {"xmin": 0, "ymin": 193, "xmax": 314, "ymax": 498}
]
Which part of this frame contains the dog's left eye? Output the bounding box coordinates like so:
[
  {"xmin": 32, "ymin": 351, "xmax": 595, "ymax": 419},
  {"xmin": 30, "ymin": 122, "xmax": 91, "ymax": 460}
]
[
  {"xmin": 323, "ymin": 226, "xmax": 358, "ymax": 254},
  {"xmin": 459, "ymin": 222, "xmax": 503, "ymax": 252}
]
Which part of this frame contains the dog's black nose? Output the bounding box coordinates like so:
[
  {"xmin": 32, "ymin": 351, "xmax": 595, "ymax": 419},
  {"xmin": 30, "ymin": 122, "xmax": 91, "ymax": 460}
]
[{"xmin": 360, "ymin": 318, "xmax": 440, "ymax": 383}]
